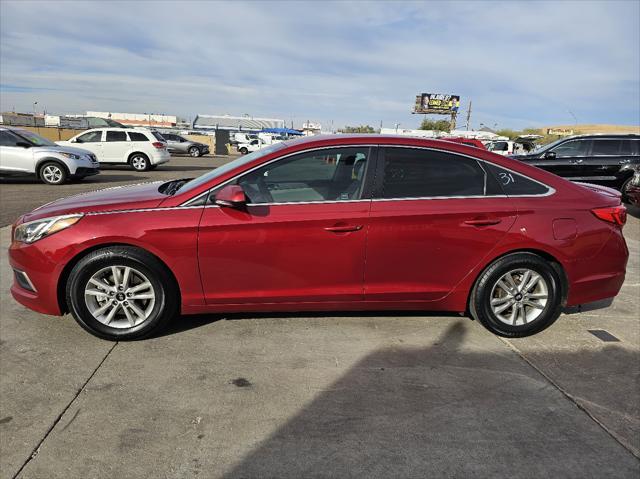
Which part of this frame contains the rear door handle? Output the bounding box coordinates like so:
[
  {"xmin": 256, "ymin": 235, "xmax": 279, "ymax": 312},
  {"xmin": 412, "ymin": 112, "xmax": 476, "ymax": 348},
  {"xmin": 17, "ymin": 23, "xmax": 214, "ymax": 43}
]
[
  {"xmin": 324, "ymin": 225, "xmax": 363, "ymax": 233},
  {"xmin": 570, "ymin": 159, "xmax": 584, "ymax": 164},
  {"xmin": 464, "ymin": 218, "xmax": 502, "ymax": 227}
]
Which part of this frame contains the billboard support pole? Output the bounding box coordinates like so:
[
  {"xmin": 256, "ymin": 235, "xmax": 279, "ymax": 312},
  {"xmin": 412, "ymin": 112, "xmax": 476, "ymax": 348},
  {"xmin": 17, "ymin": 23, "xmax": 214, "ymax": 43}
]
[{"xmin": 450, "ymin": 111, "xmax": 457, "ymax": 131}]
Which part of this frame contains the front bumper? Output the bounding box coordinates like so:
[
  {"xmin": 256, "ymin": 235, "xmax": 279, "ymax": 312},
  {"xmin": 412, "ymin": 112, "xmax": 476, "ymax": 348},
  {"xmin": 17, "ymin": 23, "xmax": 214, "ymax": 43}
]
[
  {"xmin": 70, "ymin": 167, "xmax": 100, "ymax": 179},
  {"xmin": 8, "ymin": 235, "xmax": 72, "ymax": 316}
]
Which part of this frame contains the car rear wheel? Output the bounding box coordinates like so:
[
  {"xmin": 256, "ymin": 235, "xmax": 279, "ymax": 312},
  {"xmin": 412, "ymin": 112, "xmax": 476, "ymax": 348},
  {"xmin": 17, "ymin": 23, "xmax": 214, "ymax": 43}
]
[
  {"xmin": 130, "ymin": 154, "xmax": 150, "ymax": 171},
  {"xmin": 66, "ymin": 246, "xmax": 178, "ymax": 340},
  {"xmin": 239, "ymin": 147, "xmax": 248, "ymax": 154},
  {"xmin": 189, "ymin": 146, "xmax": 201, "ymax": 157},
  {"xmin": 469, "ymin": 253, "xmax": 563, "ymax": 337},
  {"xmin": 39, "ymin": 162, "xmax": 68, "ymax": 185}
]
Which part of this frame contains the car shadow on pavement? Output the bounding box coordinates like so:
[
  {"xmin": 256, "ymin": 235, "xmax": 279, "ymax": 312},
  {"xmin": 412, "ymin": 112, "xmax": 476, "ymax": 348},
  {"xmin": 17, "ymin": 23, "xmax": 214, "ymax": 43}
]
[
  {"xmin": 215, "ymin": 322, "xmax": 639, "ymax": 479},
  {"xmin": 158, "ymin": 311, "xmax": 463, "ymax": 338}
]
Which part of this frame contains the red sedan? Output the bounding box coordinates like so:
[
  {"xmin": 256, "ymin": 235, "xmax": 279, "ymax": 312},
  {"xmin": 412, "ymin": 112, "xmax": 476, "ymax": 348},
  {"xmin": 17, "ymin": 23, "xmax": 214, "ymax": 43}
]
[{"xmin": 9, "ymin": 135, "xmax": 628, "ymax": 340}]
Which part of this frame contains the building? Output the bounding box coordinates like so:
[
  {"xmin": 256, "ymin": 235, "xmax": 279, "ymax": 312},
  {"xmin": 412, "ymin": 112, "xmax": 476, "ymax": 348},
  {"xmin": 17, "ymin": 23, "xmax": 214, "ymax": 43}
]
[
  {"xmin": 302, "ymin": 122, "xmax": 322, "ymax": 136},
  {"xmin": 86, "ymin": 111, "xmax": 178, "ymax": 128},
  {"xmin": 193, "ymin": 114, "xmax": 285, "ymax": 132},
  {"xmin": 0, "ymin": 112, "xmax": 44, "ymax": 127}
]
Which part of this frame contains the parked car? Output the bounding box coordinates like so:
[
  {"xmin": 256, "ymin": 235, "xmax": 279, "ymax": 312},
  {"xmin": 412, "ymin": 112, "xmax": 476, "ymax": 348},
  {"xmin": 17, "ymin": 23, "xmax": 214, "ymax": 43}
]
[
  {"xmin": 0, "ymin": 126, "xmax": 99, "ymax": 185},
  {"xmin": 58, "ymin": 128, "xmax": 170, "ymax": 171},
  {"xmin": 486, "ymin": 136, "xmax": 541, "ymax": 155},
  {"xmin": 161, "ymin": 133, "xmax": 209, "ymax": 157},
  {"xmin": 624, "ymin": 170, "xmax": 640, "ymax": 207},
  {"xmin": 237, "ymin": 138, "xmax": 266, "ymax": 154},
  {"xmin": 231, "ymin": 132, "xmax": 259, "ymax": 145},
  {"xmin": 510, "ymin": 134, "xmax": 640, "ymax": 197},
  {"xmin": 9, "ymin": 136, "xmax": 628, "ymax": 341}
]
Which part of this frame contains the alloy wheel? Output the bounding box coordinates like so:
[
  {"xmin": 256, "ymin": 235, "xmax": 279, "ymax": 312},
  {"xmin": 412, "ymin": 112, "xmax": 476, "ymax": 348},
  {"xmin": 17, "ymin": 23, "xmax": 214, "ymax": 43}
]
[
  {"xmin": 42, "ymin": 165, "xmax": 63, "ymax": 183},
  {"xmin": 132, "ymin": 156, "xmax": 148, "ymax": 170},
  {"xmin": 84, "ymin": 265, "xmax": 156, "ymax": 329},
  {"xmin": 489, "ymin": 268, "xmax": 549, "ymax": 326}
]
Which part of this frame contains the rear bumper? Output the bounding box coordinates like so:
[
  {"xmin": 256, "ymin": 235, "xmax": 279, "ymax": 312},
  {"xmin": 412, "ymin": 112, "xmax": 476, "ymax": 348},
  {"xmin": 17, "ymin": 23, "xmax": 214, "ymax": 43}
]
[{"xmin": 151, "ymin": 151, "xmax": 171, "ymax": 165}]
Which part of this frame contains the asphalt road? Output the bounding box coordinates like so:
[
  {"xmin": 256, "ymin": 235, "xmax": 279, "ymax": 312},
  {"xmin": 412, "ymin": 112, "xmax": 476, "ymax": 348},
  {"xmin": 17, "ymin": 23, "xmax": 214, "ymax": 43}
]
[{"xmin": 1, "ymin": 155, "xmax": 639, "ymax": 478}]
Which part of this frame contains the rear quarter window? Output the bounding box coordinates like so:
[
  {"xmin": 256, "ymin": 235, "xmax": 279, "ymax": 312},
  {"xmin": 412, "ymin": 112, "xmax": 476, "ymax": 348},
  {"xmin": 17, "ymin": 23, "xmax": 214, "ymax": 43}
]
[
  {"xmin": 483, "ymin": 163, "xmax": 551, "ymax": 196},
  {"xmin": 128, "ymin": 132, "xmax": 149, "ymax": 141}
]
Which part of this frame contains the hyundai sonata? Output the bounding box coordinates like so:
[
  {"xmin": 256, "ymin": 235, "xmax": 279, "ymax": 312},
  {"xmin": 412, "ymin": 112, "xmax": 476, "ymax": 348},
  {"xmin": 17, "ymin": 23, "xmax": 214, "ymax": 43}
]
[{"xmin": 9, "ymin": 135, "xmax": 628, "ymax": 340}]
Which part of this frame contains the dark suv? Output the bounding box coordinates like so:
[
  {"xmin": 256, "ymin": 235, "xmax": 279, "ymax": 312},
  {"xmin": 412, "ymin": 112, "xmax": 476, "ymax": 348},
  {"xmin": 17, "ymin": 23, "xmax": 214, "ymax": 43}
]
[{"xmin": 511, "ymin": 134, "xmax": 639, "ymax": 197}]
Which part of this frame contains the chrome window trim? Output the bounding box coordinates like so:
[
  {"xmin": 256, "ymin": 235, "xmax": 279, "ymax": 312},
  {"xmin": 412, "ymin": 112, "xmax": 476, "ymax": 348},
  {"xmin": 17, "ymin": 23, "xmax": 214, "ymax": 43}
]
[{"xmin": 180, "ymin": 144, "xmax": 556, "ymax": 207}]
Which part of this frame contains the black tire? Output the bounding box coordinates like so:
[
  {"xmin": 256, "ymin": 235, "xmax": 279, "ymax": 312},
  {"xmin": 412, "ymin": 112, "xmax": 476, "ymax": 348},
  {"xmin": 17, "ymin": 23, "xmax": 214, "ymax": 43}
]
[
  {"xmin": 129, "ymin": 153, "xmax": 151, "ymax": 171},
  {"xmin": 469, "ymin": 253, "xmax": 563, "ymax": 338},
  {"xmin": 189, "ymin": 146, "xmax": 201, "ymax": 157},
  {"xmin": 39, "ymin": 161, "xmax": 68, "ymax": 185},
  {"xmin": 65, "ymin": 246, "xmax": 178, "ymax": 341},
  {"xmin": 621, "ymin": 176, "xmax": 633, "ymax": 203},
  {"xmin": 239, "ymin": 147, "xmax": 248, "ymax": 155}
]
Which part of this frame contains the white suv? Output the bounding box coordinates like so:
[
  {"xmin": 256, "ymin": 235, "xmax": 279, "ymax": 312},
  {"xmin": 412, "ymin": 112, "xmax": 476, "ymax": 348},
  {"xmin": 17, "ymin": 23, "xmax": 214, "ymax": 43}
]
[
  {"xmin": 0, "ymin": 127, "xmax": 99, "ymax": 185},
  {"xmin": 58, "ymin": 128, "xmax": 171, "ymax": 171}
]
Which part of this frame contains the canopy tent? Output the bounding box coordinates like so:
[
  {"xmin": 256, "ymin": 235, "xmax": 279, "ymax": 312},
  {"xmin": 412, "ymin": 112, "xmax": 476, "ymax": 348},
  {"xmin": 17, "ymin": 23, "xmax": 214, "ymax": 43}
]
[{"xmin": 261, "ymin": 127, "xmax": 303, "ymax": 136}]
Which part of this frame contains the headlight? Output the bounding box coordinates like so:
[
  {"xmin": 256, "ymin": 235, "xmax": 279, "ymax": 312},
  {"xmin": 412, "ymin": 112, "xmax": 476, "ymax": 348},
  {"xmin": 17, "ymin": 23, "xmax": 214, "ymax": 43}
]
[
  {"xmin": 13, "ymin": 214, "xmax": 83, "ymax": 244},
  {"xmin": 59, "ymin": 152, "xmax": 80, "ymax": 160}
]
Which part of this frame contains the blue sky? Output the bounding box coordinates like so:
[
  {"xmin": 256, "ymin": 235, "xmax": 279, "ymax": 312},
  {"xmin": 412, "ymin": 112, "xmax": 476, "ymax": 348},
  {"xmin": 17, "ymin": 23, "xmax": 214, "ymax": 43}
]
[{"xmin": 1, "ymin": 0, "xmax": 639, "ymax": 130}]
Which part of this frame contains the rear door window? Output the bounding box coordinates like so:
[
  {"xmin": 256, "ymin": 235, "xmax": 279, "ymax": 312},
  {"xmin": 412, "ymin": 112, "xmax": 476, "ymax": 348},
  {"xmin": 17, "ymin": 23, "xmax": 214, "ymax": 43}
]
[
  {"xmin": 591, "ymin": 140, "xmax": 621, "ymax": 156},
  {"xmin": 106, "ymin": 131, "xmax": 127, "ymax": 142},
  {"xmin": 378, "ymin": 148, "xmax": 487, "ymax": 198},
  {"xmin": 128, "ymin": 132, "xmax": 148, "ymax": 141}
]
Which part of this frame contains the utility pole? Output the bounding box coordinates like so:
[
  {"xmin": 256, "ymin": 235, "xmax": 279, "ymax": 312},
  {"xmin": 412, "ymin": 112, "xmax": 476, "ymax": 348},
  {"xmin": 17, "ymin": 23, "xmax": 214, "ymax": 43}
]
[{"xmin": 465, "ymin": 101, "xmax": 472, "ymax": 130}]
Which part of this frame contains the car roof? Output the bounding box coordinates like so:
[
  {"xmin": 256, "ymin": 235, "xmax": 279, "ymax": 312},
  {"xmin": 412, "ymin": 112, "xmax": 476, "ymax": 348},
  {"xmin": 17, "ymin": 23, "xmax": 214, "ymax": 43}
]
[{"xmin": 560, "ymin": 133, "xmax": 640, "ymax": 140}]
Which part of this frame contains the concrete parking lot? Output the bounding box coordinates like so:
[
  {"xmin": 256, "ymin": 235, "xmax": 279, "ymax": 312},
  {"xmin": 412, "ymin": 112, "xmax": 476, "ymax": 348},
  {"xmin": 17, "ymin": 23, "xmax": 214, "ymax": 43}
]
[{"xmin": 1, "ymin": 156, "xmax": 639, "ymax": 478}]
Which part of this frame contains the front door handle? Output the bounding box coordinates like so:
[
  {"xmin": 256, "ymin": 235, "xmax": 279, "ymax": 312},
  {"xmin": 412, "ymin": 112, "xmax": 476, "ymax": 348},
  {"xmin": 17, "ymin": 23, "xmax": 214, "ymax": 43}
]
[
  {"xmin": 570, "ymin": 159, "xmax": 584, "ymax": 164},
  {"xmin": 464, "ymin": 218, "xmax": 502, "ymax": 227},
  {"xmin": 324, "ymin": 225, "xmax": 363, "ymax": 233}
]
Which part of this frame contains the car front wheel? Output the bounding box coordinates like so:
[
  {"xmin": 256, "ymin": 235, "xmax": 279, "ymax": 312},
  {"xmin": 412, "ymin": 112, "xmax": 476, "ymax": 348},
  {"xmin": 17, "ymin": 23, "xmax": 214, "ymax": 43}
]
[
  {"xmin": 39, "ymin": 162, "xmax": 68, "ymax": 185},
  {"xmin": 239, "ymin": 147, "xmax": 248, "ymax": 154},
  {"xmin": 469, "ymin": 253, "xmax": 563, "ymax": 337},
  {"xmin": 66, "ymin": 246, "xmax": 178, "ymax": 340},
  {"xmin": 189, "ymin": 146, "xmax": 201, "ymax": 157}
]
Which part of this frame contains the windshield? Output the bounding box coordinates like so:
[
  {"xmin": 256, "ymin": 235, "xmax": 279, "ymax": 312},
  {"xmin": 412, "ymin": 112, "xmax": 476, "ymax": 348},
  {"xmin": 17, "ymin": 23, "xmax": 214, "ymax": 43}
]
[
  {"xmin": 178, "ymin": 142, "xmax": 286, "ymax": 194},
  {"xmin": 13, "ymin": 129, "xmax": 57, "ymax": 147}
]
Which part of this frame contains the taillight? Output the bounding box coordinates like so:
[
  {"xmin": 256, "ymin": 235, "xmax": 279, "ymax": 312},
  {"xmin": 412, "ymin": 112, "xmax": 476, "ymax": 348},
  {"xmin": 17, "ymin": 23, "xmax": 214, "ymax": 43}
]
[
  {"xmin": 152, "ymin": 142, "xmax": 165, "ymax": 149},
  {"xmin": 592, "ymin": 205, "xmax": 627, "ymax": 226}
]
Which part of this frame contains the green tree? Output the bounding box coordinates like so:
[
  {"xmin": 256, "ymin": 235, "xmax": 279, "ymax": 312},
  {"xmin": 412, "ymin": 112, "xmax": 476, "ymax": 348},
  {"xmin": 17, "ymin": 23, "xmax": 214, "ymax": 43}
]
[
  {"xmin": 419, "ymin": 119, "xmax": 451, "ymax": 132},
  {"xmin": 339, "ymin": 125, "xmax": 376, "ymax": 134}
]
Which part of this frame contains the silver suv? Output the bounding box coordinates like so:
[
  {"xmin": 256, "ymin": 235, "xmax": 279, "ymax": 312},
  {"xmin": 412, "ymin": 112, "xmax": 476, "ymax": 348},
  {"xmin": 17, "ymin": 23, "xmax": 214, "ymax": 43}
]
[
  {"xmin": 0, "ymin": 127, "xmax": 99, "ymax": 184},
  {"xmin": 161, "ymin": 133, "xmax": 210, "ymax": 157}
]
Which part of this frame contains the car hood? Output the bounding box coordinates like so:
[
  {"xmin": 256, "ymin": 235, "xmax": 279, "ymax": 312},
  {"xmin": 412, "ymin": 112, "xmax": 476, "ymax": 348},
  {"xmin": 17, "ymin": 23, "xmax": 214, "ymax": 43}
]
[
  {"xmin": 36, "ymin": 145, "xmax": 95, "ymax": 157},
  {"xmin": 18, "ymin": 181, "xmax": 168, "ymax": 224}
]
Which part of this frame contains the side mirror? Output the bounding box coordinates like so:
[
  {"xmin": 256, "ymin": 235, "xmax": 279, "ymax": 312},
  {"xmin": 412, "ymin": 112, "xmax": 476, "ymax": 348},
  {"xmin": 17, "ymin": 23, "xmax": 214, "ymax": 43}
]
[
  {"xmin": 544, "ymin": 151, "xmax": 556, "ymax": 159},
  {"xmin": 15, "ymin": 141, "xmax": 32, "ymax": 148},
  {"xmin": 215, "ymin": 184, "xmax": 247, "ymax": 208}
]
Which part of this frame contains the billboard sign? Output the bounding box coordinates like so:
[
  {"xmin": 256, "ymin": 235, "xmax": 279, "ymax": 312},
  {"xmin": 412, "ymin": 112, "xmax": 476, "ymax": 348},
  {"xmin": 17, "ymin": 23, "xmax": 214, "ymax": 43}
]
[{"xmin": 413, "ymin": 93, "xmax": 460, "ymax": 114}]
